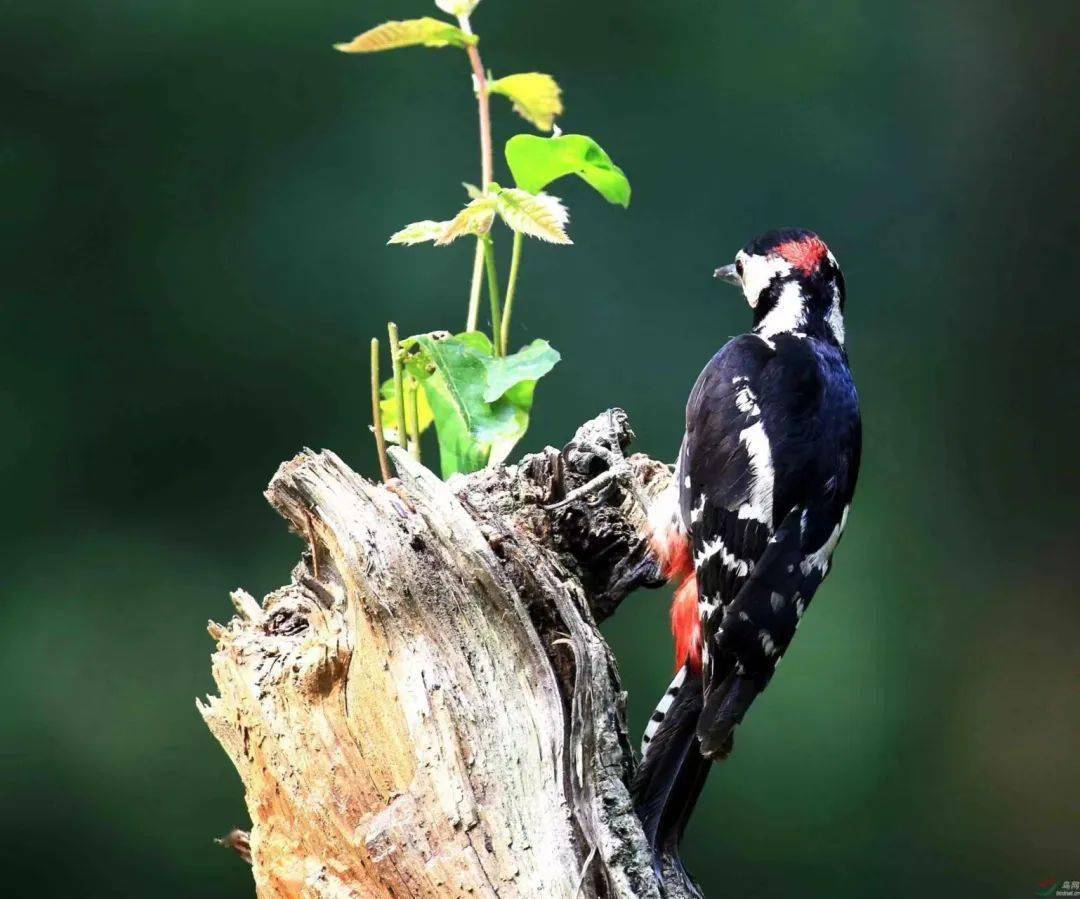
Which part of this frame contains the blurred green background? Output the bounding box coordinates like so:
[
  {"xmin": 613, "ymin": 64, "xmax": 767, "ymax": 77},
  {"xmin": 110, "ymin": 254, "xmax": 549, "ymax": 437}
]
[{"xmin": 3, "ymin": 1, "xmax": 1078, "ymax": 896}]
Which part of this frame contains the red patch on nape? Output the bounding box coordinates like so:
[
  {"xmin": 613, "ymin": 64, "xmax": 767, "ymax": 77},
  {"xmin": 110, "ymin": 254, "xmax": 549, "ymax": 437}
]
[
  {"xmin": 775, "ymin": 236, "xmax": 828, "ymax": 275},
  {"xmin": 671, "ymin": 574, "xmax": 702, "ymax": 673}
]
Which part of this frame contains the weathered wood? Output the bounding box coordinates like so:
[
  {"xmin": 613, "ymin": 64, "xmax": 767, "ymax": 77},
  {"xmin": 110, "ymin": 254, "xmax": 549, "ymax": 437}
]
[{"xmin": 199, "ymin": 410, "xmax": 699, "ymax": 899}]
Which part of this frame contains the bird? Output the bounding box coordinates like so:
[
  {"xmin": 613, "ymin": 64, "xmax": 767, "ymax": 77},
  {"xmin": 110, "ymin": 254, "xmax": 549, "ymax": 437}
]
[{"xmin": 632, "ymin": 228, "xmax": 862, "ymax": 881}]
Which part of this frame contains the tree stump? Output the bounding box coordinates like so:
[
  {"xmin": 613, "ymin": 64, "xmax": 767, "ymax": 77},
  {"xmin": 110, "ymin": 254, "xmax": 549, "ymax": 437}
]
[{"xmin": 199, "ymin": 410, "xmax": 698, "ymax": 899}]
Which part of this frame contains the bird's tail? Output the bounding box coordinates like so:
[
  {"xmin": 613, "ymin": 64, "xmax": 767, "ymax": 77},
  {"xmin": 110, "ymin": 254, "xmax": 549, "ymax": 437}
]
[{"xmin": 631, "ymin": 664, "xmax": 711, "ymax": 883}]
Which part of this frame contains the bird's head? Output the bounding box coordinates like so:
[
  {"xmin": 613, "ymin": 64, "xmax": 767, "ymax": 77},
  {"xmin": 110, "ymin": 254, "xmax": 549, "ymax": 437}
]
[{"xmin": 715, "ymin": 228, "xmax": 846, "ymax": 345}]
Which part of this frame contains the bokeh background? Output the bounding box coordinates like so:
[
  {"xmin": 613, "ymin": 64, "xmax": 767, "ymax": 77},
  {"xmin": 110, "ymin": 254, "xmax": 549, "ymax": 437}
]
[{"xmin": 4, "ymin": 1, "xmax": 1078, "ymax": 896}]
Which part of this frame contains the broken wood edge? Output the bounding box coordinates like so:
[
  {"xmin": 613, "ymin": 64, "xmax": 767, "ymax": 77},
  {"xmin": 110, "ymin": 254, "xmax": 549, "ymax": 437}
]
[{"xmin": 199, "ymin": 409, "xmax": 699, "ymax": 899}]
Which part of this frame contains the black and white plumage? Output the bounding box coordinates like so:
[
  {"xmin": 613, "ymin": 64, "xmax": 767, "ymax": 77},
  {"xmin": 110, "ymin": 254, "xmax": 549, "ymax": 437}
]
[{"xmin": 633, "ymin": 229, "xmax": 862, "ymax": 877}]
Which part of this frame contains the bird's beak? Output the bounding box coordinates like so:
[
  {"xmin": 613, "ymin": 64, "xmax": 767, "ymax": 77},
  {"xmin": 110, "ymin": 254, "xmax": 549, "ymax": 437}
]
[{"xmin": 714, "ymin": 263, "xmax": 740, "ymax": 286}]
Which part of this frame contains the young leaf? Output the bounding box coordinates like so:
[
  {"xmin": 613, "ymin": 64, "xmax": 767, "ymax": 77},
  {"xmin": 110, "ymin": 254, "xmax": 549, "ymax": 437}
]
[
  {"xmin": 488, "ymin": 73, "xmax": 564, "ymax": 132},
  {"xmin": 387, "ymin": 220, "xmax": 450, "ymax": 245},
  {"xmin": 482, "ymin": 339, "xmax": 559, "ymax": 466},
  {"xmin": 379, "ymin": 376, "xmax": 434, "ymax": 443},
  {"xmin": 435, "ymin": 197, "xmax": 497, "ymax": 245},
  {"xmin": 402, "ymin": 332, "xmax": 559, "ymax": 478},
  {"xmin": 435, "ymin": 0, "xmax": 481, "ymax": 16},
  {"xmin": 334, "ymin": 18, "xmax": 474, "ymax": 54},
  {"xmin": 483, "ymin": 339, "xmax": 561, "ymax": 402},
  {"xmin": 462, "ymin": 182, "xmax": 484, "ymax": 199},
  {"xmin": 505, "ymin": 134, "xmax": 631, "ymax": 207},
  {"xmin": 403, "ymin": 332, "xmax": 493, "ymax": 476},
  {"xmin": 493, "ymin": 187, "xmax": 571, "ymax": 244}
]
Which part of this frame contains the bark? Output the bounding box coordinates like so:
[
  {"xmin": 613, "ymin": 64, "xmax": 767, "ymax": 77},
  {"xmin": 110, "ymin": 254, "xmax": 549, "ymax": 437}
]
[{"xmin": 199, "ymin": 410, "xmax": 697, "ymax": 899}]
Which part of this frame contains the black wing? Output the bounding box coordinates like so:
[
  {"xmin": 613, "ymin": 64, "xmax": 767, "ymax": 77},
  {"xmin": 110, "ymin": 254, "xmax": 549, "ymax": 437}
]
[
  {"xmin": 680, "ymin": 333, "xmax": 861, "ymax": 758},
  {"xmin": 679, "ymin": 336, "xmax": 776, "ymax": 697}
]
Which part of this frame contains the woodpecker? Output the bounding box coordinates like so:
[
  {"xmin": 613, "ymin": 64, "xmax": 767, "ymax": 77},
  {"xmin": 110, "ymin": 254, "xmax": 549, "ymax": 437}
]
[{"xmin": 632, "ymin": 228, "xmax": 861, "ymax": 878}]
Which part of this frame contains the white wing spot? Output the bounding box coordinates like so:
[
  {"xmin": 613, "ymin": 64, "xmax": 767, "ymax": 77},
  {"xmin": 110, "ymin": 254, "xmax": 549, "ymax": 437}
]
[
  {"xmin": 800, "ymin": 505, "xmax": 850, "ymax": 575},
  {"xmin": 734, "ymin": 383, "xmax": 760, "ymax": 417},
  {"xmin": 690, "ymin": 494, "xmax": 706, "ymax": 524},
  {"xmin": 737, "ymin": 421, "xmax": 774, "ymax": 525},
  {"xmin": 695, "ymin": 534, "xmax": 753, "ymax": 577},
  {"xmin": 759, "ymin": 630, "xmax": 777, "ymax": 657}
]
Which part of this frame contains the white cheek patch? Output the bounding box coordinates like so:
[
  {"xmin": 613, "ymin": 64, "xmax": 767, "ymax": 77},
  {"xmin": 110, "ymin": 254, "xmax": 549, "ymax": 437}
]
[
  {"xmin": 826, "ymin": 282, "xmax": 845, "ymax": 345},
  {"xmin": 739, "ymin": 252, "xmax": 792, "ymax": 309},
  {"xmin": 756, "ymin": 281, "xmax": 807, "ymax": 340}
]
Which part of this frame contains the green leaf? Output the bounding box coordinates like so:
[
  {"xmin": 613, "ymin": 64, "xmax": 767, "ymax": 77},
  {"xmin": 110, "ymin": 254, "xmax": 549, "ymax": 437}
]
[
  {"xmin": 435, "ymin": 0, "xmax": 481, "ymax": 16},
  {"xmin": 483, "ymin": 339, "xmax": 561, "ymax": 402},
  {"xmin": 489, "ymin": 73, "xmax": 564, "ymax": 132},
  {"xmin": 492, "ymin": 186, "xmax": 571, "ymax": 244},
  {"xmin": 379, "ymin": 377, "xmax": 434, "ymax": 444},
  {"xmin": 401, "ymin": 332, "xmax": 559, "ymax": 478},
  {"xmin": 387, "ymin": 220, "xmax": 449, "ymax": 245},
  {"xmin": 334, "ymin": 18, "xmax": 474, "ymax": 53},
  {"xmin": 505, "ymin": 134, "xmax": 631, "ymax": 207},
  {"xmin": 402, "ymin": 333, "xmax": 492, "ymax": 477}
]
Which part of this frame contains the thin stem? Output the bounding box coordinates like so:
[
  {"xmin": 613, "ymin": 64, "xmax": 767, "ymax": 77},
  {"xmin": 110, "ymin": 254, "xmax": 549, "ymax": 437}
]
[
  {"xmin": 369, "ymin": 338, "xmax": 391, "ymax": 483},
  {"xmin": 500, "ymin": 231, "xmax": 523, "ymax": 356},
  {"xmin": 406, "ymin": 376, "xmax": 422, "ymax": 462},
  {"xmin": 387, "ymin": 322, "xmax": 408, "ymax": 448},
  {"xmin": 466, "ymin": 238, "xmax": 484, "ymax": 332},
  {"xmin": 457, "ymin": 15, "xmax": 492, "ymax": 187},
  {"xmin": 458, "ymin": 13, "xmax": 493, "ymax": 332},
  {"xmin": 483, "ymin": 237, "xmax": 502, "ymax": 356}
]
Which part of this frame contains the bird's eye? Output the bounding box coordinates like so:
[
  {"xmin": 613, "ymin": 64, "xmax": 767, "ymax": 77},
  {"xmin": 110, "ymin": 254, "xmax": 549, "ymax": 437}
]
[{"xmin": 735, "ymin": 259, "xmax": 744, "ymax": 278}]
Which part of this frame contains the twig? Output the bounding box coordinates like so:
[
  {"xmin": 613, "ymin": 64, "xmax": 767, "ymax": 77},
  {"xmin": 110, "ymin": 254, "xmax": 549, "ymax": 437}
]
[
  {"xmin": 466, "ymin": 239, "xmax": 485, "ymax": 332},
  {"xmin": 500, "ymin": 230, "xmax": 523, "ymax": 355},
  {"xmin": 387, "ymin": 322, "xmax": 408, "ymax": 448},
  {"xmin": 369, "ymin": 338, "xmax": 391, "ymax": 482},
  {"xmin": 458, "ymin": 12, "xmax": 494, "ymax": 332},
  {"xmin": 406, "ymin": 376, "xmax": 422, "ymax": 462},
  {"xmin": 483, "ymin": 237, "xmax": 503, "ymax": 356},
  {"xmin": 458, "ymin": 15, "xmax": 492, "ymax": 189}
]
